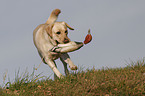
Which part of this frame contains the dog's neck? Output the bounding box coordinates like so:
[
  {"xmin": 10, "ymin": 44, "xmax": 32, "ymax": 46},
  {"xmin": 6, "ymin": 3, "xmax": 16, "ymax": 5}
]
[{"xmin": 49, "ymin": 37, "xmax": 58, "ymax": 46}]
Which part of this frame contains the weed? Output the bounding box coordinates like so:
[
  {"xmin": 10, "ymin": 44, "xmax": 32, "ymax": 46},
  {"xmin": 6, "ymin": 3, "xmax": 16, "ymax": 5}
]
[{"xmin": 0, "ymin": 60, "xmax": 145, "ymax": 95}]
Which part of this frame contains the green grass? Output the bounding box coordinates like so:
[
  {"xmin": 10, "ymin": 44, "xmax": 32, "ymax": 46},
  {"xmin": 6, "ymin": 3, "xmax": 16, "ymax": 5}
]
[{"xmin": 0, "ymin": 60, "xmax": 145, "ymax": 96}]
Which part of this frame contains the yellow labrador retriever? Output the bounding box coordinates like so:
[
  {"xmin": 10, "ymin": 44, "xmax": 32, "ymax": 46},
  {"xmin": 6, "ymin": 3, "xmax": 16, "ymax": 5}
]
[{"xmin": 33, "ymin": 9, "xmax": 83, "ymax": 79}]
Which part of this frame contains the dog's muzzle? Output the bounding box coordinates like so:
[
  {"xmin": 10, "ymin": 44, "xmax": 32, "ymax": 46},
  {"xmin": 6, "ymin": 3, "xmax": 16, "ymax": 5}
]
[{"xmin": 63, "ymin": 38, "xmax": 70, "ymax": 43}]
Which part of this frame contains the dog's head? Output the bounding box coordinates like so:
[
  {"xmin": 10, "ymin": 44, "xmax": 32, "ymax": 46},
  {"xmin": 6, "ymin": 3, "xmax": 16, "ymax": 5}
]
[{"xmin": 46, "ymin": 22, "xmax": 74, "ymax": 44}]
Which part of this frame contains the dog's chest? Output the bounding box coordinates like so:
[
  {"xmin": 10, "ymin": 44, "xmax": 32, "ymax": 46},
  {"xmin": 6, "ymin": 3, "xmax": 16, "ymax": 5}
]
[{"xmin": 50, "ymin": 52, "xmax": 61, "ymax": 60}]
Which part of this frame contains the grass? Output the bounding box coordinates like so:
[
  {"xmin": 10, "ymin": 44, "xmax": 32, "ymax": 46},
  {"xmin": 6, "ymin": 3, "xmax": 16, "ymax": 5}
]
[{"xmin": 0, "ymin": 60, "xmax": 145, "ymax": 96}]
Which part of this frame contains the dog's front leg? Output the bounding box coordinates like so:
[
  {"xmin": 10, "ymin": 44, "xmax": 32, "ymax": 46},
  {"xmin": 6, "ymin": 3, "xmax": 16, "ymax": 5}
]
[
  {"xmin": 60, "ymin": 53, "xmax": 78, "ymax": 71},
  {"xmin": 44, "ymin": 58, "xmax": 63, "ymax": 79}
]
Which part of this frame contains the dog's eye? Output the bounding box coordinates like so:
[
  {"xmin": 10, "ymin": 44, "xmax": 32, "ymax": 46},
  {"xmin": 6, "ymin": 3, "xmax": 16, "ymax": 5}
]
[
  {"xmin": 56, "ymin": 32, "xmax": 61, "ymax": 35},
  {"xmin": 65, "ymin": 30, "xmax": 68, "ymax": 33}
]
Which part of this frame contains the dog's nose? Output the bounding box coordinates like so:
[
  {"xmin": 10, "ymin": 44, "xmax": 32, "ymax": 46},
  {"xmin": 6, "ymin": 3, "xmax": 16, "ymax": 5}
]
[{"xmin": 64, "ymin": 39, "xmax": 69, "ymax": 43}]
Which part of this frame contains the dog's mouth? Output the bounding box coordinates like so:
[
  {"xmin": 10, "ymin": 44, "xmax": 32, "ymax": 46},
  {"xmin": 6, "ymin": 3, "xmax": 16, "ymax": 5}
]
[
  {"xmin": 63, "ymin": 39, "xmax": 70, "ymax": 44},
  {"xmin": 55, "ymin": 39, "xmax": 70, "ymax": 45}
]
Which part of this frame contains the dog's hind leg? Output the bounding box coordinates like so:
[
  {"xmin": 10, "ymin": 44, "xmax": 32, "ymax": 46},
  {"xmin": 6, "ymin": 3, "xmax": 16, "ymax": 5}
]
[
  {"xmin": 60, "ymin": 57, "xmax": 69, "ymax": 76},
  {"xmin": 53, "ymin": 61, "xmax": 59, "ymax": 80},
  {"xmin": 44, "ymin": 58, "xmax": 63, "ymax": 79}
]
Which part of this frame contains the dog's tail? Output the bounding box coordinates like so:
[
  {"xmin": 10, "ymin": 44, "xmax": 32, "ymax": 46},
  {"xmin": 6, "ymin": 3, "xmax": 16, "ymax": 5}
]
[{"xmin": 46, "ymin": 9, "xmax": 61, "ymax": 24}]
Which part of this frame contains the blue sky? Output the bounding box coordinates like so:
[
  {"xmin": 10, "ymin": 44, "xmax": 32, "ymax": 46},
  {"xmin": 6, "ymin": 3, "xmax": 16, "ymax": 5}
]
[{"xmin": 0, "ymin": 0, "xmax": 145, "ymax": 84}]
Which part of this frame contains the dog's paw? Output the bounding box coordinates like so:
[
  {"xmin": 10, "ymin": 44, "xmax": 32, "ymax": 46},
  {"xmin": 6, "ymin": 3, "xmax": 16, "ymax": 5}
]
[{"xmin": 70, "ymin": 66, "xmax": 78, "ymax": 70}]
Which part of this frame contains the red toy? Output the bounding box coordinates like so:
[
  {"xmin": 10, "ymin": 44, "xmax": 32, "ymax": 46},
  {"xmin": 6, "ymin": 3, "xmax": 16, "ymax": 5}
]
[{"xmin": 84, "ymin": 29, "xmax": 92, "ymax": 44}]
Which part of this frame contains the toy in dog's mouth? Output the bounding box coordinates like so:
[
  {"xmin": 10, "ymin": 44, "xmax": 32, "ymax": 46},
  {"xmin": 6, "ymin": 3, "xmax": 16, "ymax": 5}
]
[
  {"xmin": 51, "ymin": 41, "xmax": 83, "ymax": 53},
  {"xmin": 52, "ymin": 29, "xmax": 92, "ymax": 53}
]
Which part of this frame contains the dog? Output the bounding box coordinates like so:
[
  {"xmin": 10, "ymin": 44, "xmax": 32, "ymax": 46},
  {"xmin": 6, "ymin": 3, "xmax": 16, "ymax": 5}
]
[{"xmin": 33, "ymin": 9, "xmax": 84, "ymax": 79}]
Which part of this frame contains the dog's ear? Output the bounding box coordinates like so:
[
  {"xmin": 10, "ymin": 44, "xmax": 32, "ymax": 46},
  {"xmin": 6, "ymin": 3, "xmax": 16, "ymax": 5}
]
[
  {"xmin": 45, "ymin": 24, "xmax": 54, "ymax": 38},
  {"xmin": 62, "ymin": 22, "xmax": 74, "ymax": 30}
]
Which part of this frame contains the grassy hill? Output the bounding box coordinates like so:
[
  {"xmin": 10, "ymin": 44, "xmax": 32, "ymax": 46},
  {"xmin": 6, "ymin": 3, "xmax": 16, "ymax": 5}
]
[{"xmin": 0, "ymin": 60, "xmax": 145, "ymax": 96}]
